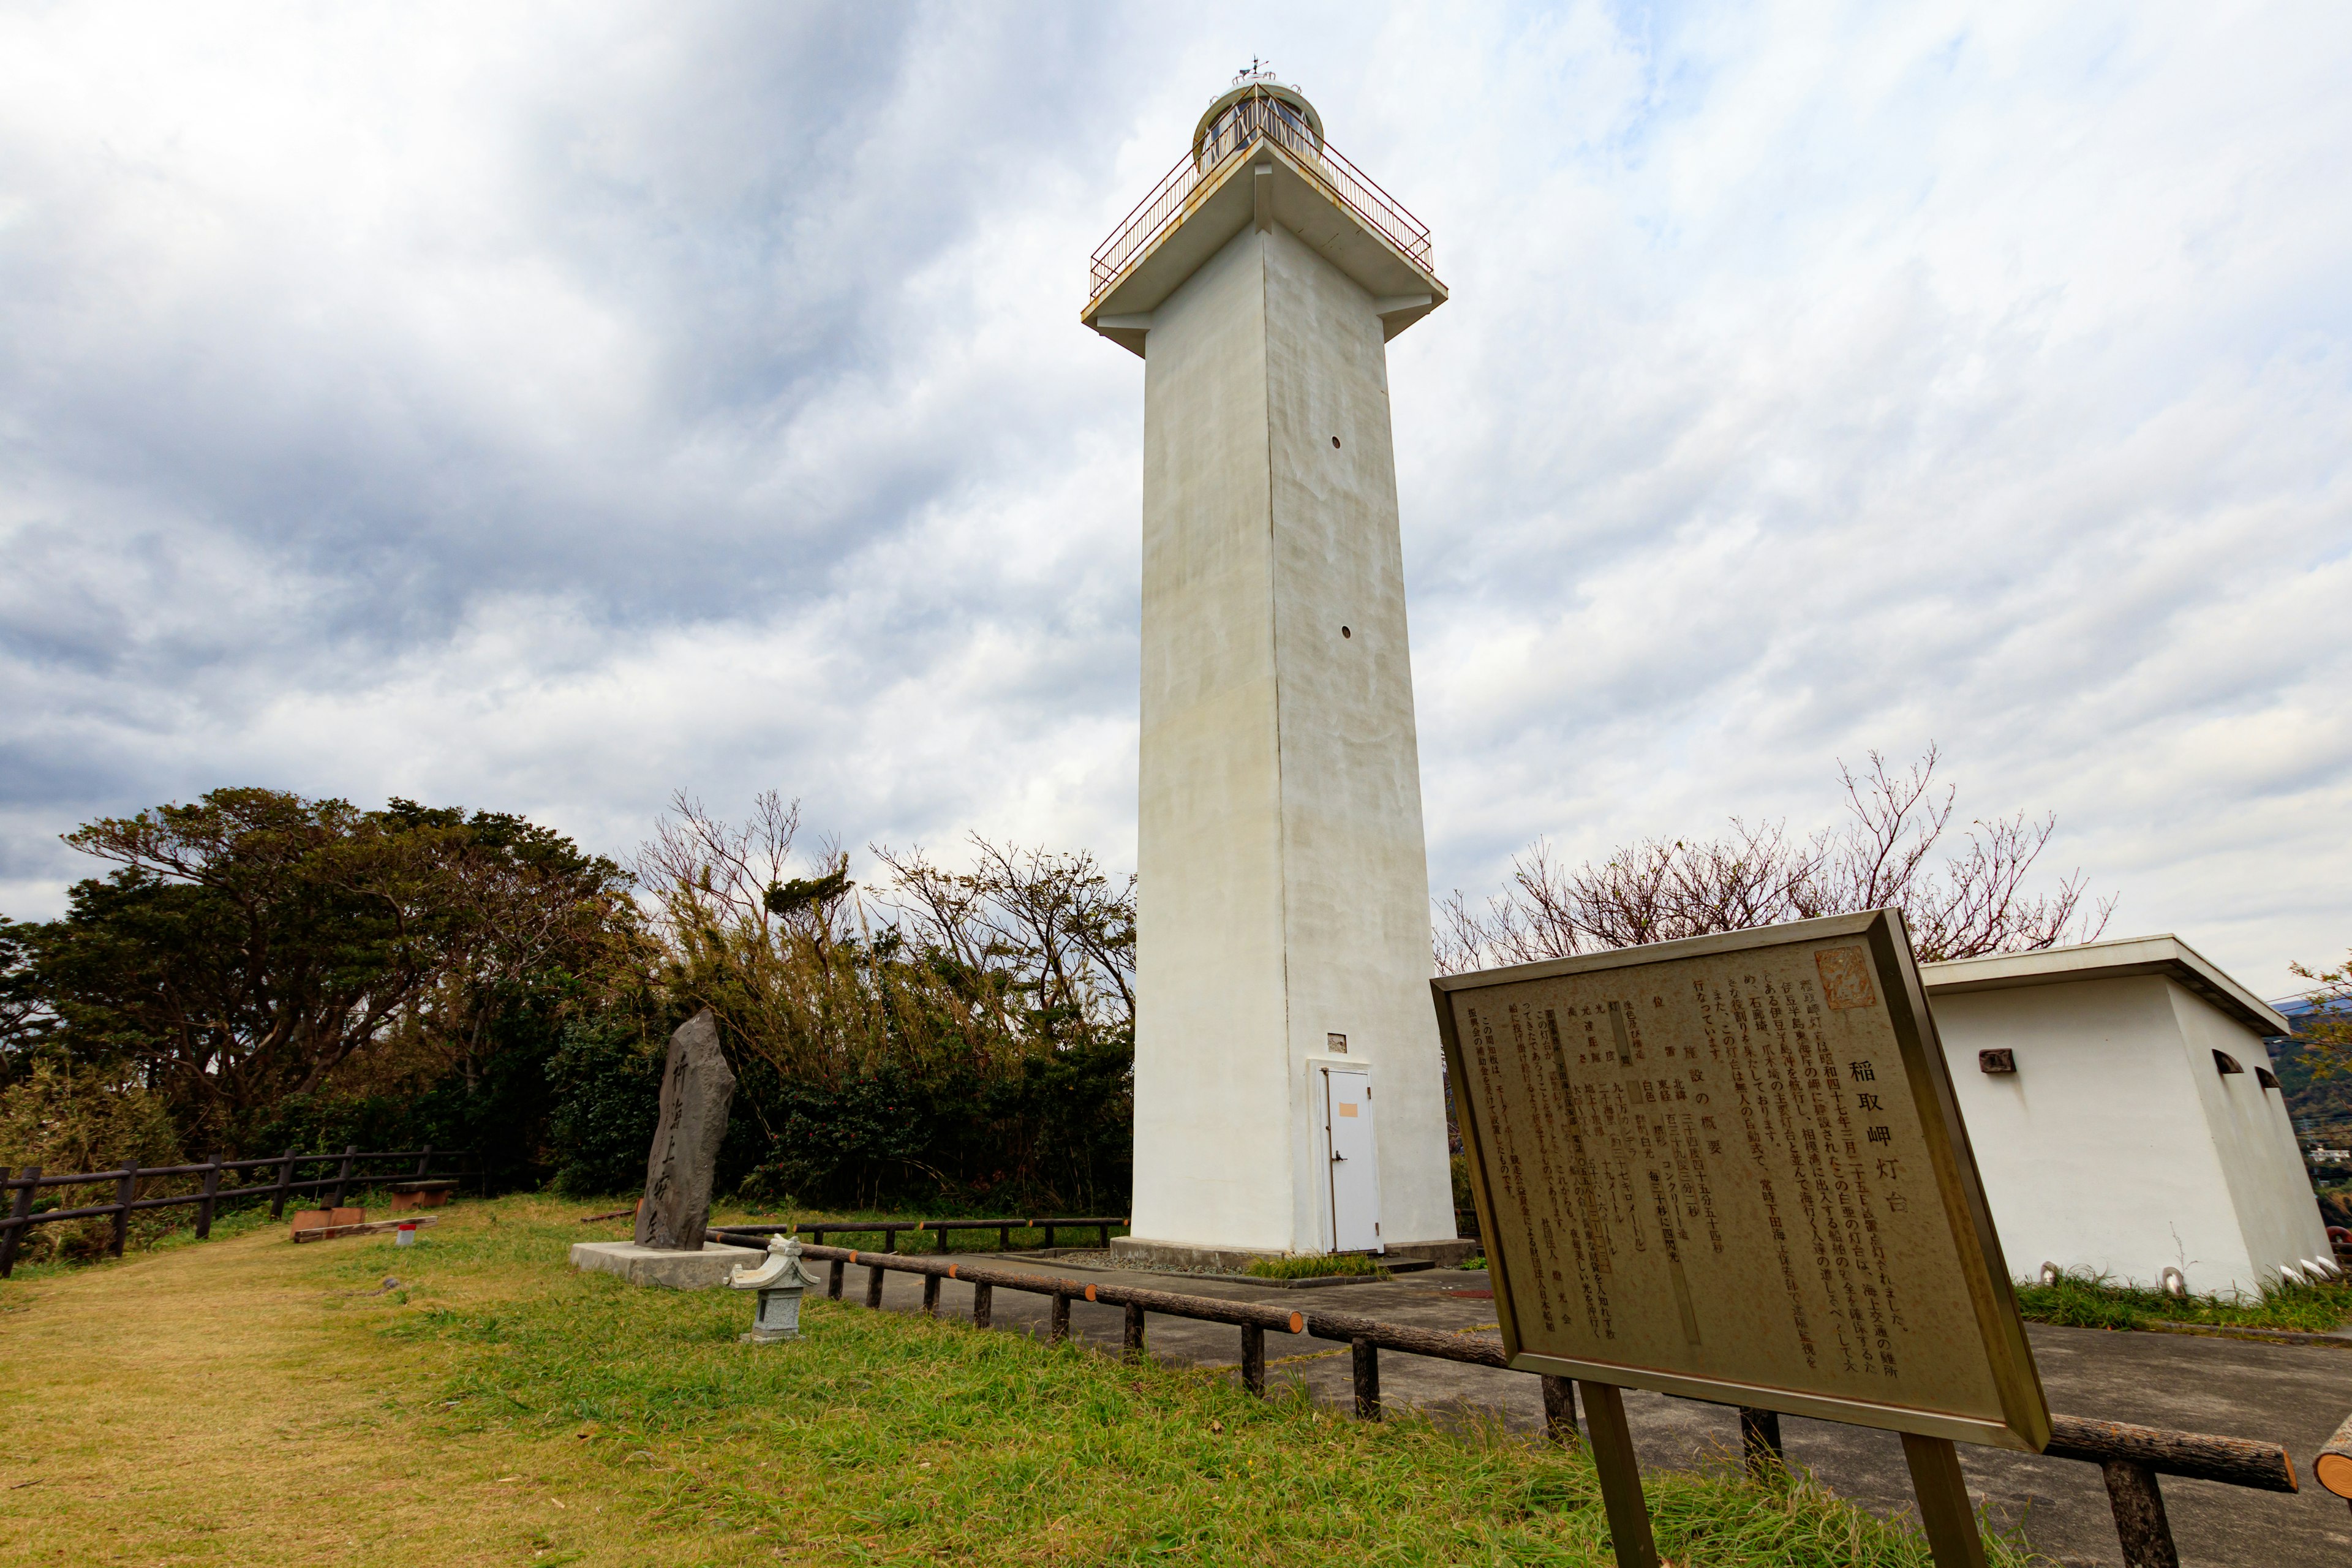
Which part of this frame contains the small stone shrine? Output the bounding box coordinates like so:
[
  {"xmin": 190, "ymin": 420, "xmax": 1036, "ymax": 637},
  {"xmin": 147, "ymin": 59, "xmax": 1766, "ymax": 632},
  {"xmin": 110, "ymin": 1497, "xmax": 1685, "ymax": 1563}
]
[
  {"xmin": 570, "ymin": 1008, "xmax": 762, "ymax": 1289},
  {"xmin": 729, "ymin": 1234, "xmax": 815, "ymax": 1343}
]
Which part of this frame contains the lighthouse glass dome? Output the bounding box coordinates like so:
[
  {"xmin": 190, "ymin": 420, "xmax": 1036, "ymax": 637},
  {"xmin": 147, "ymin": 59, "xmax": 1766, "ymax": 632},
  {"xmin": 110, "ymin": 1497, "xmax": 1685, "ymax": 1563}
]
[{"xmin": 1193, "ymin": 74, "xmax": 1324, "ymax": 169}]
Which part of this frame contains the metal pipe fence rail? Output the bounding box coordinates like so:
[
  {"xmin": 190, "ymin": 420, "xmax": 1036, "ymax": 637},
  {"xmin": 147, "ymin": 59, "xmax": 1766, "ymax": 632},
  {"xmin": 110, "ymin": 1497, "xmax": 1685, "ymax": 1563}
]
[
  {"xmin": 742, "ymin": 1237, "xmax": 2301, "ymax": 1568},
  {"xmin": 717, "ymin": 1216, "xmax": 1126, "ymax": 1256},
  {"xmin": 1086, "ymin": 85, "xmax": 1438, "ymax": 305},
  {"xmin": 0, "ymin": 1147, "xmax": 474, "ymax": 1276}
]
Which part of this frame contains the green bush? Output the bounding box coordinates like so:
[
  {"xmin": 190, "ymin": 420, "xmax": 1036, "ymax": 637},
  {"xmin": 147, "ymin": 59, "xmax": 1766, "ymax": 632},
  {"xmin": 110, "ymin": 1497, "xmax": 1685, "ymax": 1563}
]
[
  {"xmin": 546, "ymin": 1018, "xmax": 668, "ymax": 1196},
  {"xmin": 0, "ymin": 1061, "xmax": 191, "ymax": 1264},
  {"xmin": 733, "ymin": 1033, "xmax": 1134, "ymax": 1215}
]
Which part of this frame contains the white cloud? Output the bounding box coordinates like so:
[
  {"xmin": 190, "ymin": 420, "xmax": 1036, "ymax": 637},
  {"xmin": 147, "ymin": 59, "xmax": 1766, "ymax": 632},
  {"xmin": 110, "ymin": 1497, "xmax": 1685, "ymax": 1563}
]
[{"xmin": 1, "ymin": 1, "xmax": 2345, "ymax": 994}]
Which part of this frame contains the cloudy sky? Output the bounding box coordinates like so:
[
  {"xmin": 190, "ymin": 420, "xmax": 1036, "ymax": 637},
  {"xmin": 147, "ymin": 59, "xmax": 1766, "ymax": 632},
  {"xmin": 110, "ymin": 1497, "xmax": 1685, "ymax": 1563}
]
[{"xmin": 2, "ymin": 2, "xmax": 2345, "ymax": 995}]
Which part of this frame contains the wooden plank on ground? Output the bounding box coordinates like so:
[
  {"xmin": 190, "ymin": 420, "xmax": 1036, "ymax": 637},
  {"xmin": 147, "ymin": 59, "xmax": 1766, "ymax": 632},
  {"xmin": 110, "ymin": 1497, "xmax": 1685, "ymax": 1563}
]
[{"xmin": 292, "ymin": 1216, "xmax": 439, "ymax": 1244}]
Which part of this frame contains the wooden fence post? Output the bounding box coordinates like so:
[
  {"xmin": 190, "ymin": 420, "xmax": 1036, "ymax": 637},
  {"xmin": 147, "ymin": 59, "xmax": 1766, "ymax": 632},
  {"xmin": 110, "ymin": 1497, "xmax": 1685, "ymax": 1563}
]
[
  {"xmin": 195, "ymin": 1153, "xmax": 222, "ymax": 1240},
  {"xmin": 1049, "ymin": 1292, "xmax": 1071, "ymax": 1344},
  {"xmin": 1043, "ymin": 1223, "xmax": 1058, "ymax": 1249},
  {"xmin": 1739, "ymin": 1407, "xmax": 1784, "ymax": 1479},
  {"xmin": 1541, "ymin": 1376, "xmax": 1579, "ymax": 1445},
  {"xmin": 0, "ymin": 1165, "xmax": 37, "ymax": 1279},
  {"xmin": 864, "ymin": 1264, "xmax": 885, "ymax": 1309},
  {"xmin": 972, "ymin": 1283, "xmax": 993, "ymax": 1330},
  {"xmin": 269, "ymin": 1148, "xmax": 296, "ymax": 1219},
  {"xmin": 111, "ymin": 1163, "xmax": 138, "ymax": 1257},
  {"xmin": 998, "ymin": 1224, "xmax": 1012, "ymax": 1251},
  {"xmin": 1240, "ymin": 1324, "xmax": 1266, "ymax": 1395},
  {"xmin": 1098, "ymin": 1222, "xmax": 1110, "ymax": 1249},
  {"xmin": 922, "ymin": 1273, "xmax": 941, "ymax": 1316},
  {"xmin": 1900, "ymin": 1431, "xmax": 1989, "ymax": 1568},
  {"xmin": 415, "ymin": 1144, "xmax": 433, "ymax": 1178},
  {"xmin": 1579, "ymin": 1382, "xmax": 1660, "ymax": 1568},
  {"xmin": 2098, "ymin": 1459, "xmax": 2179, "ymax": 1568},
  {"xmin": 1123, "ymin": 1302, "xmax": 1147, "ymax": 1362},
  {"xmin": 1352, "ymin": 1337, "xmax": 1381, "ymax": 1420},
  {"xmin": 329, "ymin": 1145, "xmax": 357, "ymax": 1210},
  {"xmin": 827, "ymin": 1260, "xmax": 845, "ymax": 1300}
]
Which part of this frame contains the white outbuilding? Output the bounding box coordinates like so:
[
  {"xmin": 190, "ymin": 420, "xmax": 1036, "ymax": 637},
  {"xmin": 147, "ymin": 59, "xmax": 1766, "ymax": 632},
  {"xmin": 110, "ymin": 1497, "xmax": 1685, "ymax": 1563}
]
[{"xmin": 1920, "ymin": 935, "xmax": 2333, "ymax": 1298}]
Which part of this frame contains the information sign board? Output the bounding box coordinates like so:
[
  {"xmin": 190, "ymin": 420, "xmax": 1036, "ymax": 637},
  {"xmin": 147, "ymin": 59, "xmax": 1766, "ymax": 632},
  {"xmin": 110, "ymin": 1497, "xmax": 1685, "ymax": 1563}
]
[{"xmin": 1435, "ymin": 910, "xmax": 2049, "ymax": 1450}]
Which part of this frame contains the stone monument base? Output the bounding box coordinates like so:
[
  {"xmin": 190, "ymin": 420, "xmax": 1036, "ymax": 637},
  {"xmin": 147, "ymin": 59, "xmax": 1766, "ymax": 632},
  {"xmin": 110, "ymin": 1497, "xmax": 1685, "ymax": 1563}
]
[
  {"xmin": 570, "ymin": 1240, "xmax": 763, "ymax": 1291},
  {"xmin": 1109, "ymin": 1235, "xmax": 1480, "ymax": 1272}
]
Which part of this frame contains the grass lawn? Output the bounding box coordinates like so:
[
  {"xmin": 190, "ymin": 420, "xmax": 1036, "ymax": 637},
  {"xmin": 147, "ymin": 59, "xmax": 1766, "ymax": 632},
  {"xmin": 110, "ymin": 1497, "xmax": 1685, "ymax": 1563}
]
[
  {"xmin": 0, "ymin": 1196, "xmax": 2034, "ymax": 1567},
  {"xmin": 2012, "ymin": 1267, "xmax": 2352, "ymax": 1333}
]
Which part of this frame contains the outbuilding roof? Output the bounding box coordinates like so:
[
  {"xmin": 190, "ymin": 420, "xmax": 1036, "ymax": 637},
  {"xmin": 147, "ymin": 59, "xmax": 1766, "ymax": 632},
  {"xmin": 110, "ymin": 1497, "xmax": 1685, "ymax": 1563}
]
[{"xmin": 1919, "ymin": 934, "xmax": 2292, "ymax": 1039}]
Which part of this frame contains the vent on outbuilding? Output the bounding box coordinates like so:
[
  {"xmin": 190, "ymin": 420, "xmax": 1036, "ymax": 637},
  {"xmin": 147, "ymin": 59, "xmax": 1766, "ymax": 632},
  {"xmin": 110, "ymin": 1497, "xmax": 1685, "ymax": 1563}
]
[
  {"xmin": 1979, "ymin": 1049, "xmax": 2016, "ymax": 1074},
  {"xmin": 2214, "ymin": 1050, "xmax": 2244, "ymax": 1076},
  {"xmin": 2256, "ymin": 1066, "xmax": 2281, "ymax": 1091}
]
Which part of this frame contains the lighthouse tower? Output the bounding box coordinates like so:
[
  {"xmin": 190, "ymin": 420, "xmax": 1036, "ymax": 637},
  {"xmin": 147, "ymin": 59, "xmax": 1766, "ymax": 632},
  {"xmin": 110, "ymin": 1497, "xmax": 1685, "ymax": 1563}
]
[{"xmin": 1084, "ymin": 68, "xmax": 1460, "ymax": 1265}]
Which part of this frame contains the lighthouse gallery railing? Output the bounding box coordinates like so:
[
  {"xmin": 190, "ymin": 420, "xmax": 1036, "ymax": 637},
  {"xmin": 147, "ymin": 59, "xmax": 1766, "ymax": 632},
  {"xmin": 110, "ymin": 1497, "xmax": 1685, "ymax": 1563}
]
[{"xmin": 1087, "ymin": 86, "xmax": 1437, "ymax": 305}]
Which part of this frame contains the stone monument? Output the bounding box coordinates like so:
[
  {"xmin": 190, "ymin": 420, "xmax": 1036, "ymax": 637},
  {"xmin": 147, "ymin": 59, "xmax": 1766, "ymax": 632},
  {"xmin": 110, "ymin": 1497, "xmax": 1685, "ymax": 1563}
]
[
  {"xmin": 570, "ymin": 1008, "xmax": 762, "ymax": 1289},
  {"xmin": 1082, "ymin": 67, "xmax": 1466, "ymax": 1267},
  {"xmin": 636, "ymin": 1007, "xmax": 736, "ymax": 1250}
]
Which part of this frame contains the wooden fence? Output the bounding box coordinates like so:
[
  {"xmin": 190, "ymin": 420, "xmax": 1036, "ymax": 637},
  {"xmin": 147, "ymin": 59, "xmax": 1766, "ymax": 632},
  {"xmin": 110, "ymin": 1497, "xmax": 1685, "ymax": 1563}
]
[
  {"xmin": 719, "ymin": 1216, "xmax": 1126, "ymax": 1255},
  {"xmin": 726, "ymin": 1231, "xmax": 2302, "ymax": 1568},
  {"xmin": 0, "ymin": 1147, "xmax": 474, "ymax": 1276}
]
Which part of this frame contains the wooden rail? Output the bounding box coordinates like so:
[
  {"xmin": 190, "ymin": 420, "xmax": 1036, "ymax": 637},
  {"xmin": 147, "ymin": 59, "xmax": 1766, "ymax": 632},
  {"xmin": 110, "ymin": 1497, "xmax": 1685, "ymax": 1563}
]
[
  {"xmin": 739, "ymin": 1235, "xmax": 2304, "ymax": 1568},
  {"xmin": 0, "ymin": 1148, "xmax": 474, "ymax": 1276},
  {"xmin": 717, "ymin": 1216, "xmax": 1127, "ymax": 1255}
]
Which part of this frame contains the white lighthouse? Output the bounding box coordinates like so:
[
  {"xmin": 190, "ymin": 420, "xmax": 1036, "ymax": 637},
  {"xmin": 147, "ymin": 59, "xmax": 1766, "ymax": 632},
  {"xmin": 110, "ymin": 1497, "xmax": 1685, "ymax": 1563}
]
[{"xmin": 1085, "ymin": 69, "xmax": 1461, "ymax": 1266}]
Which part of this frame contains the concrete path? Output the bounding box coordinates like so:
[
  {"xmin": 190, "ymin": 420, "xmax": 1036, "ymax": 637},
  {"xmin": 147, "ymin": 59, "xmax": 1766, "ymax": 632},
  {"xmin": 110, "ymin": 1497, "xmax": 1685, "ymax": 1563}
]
[{"xmin": 835, "ymin": 1251, "xmax": 2352, "ymax": 1567}]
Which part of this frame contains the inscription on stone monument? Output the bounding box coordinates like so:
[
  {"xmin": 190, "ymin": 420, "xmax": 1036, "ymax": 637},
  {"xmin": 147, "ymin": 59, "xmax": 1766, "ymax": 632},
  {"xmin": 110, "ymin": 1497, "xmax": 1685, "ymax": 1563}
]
[
  {"xmin": 1436, "ymin": 910, "xmax": 2048, "ymax": 1450},
  {"xmin": 635, "ymin": 1007, "xmax": 736, "ymax": 1252}
]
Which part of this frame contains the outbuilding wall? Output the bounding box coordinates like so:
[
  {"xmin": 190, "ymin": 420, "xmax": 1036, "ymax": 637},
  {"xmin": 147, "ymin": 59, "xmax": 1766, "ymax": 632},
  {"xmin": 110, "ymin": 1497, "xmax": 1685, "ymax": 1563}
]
[
  {"xmin": 2165, "ymin": 988, "xmax": 2330, "ymax": 1285},
  {"xmin": 1929, "ymin": 974, "xmax": 2330, "ymax": 1297}
]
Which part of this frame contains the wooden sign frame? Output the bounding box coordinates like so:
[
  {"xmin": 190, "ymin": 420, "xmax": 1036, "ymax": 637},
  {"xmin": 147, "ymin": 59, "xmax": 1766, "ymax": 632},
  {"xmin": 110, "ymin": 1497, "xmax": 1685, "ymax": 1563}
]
[{"xmin": 1435, "ymin": 909, "xmax": 2049, "ymax": 1455}]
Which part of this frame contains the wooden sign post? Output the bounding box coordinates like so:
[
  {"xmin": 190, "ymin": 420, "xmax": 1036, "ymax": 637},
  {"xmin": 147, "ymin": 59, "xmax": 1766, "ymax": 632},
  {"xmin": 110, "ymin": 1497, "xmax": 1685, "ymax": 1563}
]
[{"xmin": 1434, "ymin": 910, "xmax": 2049, "ymax": 1567}]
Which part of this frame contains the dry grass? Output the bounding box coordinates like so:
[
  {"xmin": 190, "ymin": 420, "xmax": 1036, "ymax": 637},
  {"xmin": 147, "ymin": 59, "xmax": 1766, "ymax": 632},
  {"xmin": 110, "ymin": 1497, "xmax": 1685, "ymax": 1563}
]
[{"xmin": 0, "ymin": 1200, "xmax": 760, "ymax": 1566}]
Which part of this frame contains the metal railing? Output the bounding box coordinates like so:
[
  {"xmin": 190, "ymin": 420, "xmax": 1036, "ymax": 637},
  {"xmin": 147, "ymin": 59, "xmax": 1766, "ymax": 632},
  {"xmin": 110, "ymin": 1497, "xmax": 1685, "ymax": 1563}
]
[
  {"xmin": 737, "ymin": 1235, "xmax": 2305, "ymax": 1568},
  {"xmin": 1087, "ymin": 86, "xmax": 1436, "ymax": 304},
  {"xmin": 0, "ymin": 1147, "xmax": 473, "ymax": 1276}
]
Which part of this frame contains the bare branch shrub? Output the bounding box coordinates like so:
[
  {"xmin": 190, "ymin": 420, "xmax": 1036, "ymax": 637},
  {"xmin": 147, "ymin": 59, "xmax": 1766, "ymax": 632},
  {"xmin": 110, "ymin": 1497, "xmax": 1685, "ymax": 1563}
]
[
  {"xmin": 873, "ymin": 838, "xmax": 1134, "ymax": 1047},
  {"xmin": 1439, "ymin": 745, "xmax": 2114, "ymax": 972},
  {"xmin": 635, "ymin": 796, "xmax": 1137, "ymax": 1090}
]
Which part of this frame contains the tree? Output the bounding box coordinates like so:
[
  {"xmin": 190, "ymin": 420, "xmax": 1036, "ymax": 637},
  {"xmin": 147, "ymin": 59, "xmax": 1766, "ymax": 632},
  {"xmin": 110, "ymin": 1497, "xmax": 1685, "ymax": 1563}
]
[
  {"xmin": 635, "ymin": 793, "xmax": 1138, "ymax": 1084},
  {"xmin": 15, "ymin": 788, "xmax": 630, "ymax": 1148},
  {"xmin": 1438, "ymin": 745, "xmax": 2113, "ymax": 971},
  {"xmin": 0, "ymin": 919, "xmax": 51, "ymax": 1068},
  {"xmin": 872, "ymin": 836, "xmax": 1136, "ymax": 1050},
  {"xmin": 2287, "ymin": 949, "xmax": 2352, "ymax": 1085},
  {"xmin": 620, "ymin": 793, "xmax": 1136, "ymax": 1208}
]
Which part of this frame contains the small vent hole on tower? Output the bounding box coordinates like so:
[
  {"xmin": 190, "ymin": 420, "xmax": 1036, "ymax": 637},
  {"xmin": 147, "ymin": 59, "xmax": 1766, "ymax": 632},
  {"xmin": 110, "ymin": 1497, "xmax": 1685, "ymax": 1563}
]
[
  {"xmin": 1341, "ymin": 626, "xmax": 1352, "ymax": 638},
  {"xmin": 1332, "ymin": 435, "xmax": 1341, "ymax": 448}
]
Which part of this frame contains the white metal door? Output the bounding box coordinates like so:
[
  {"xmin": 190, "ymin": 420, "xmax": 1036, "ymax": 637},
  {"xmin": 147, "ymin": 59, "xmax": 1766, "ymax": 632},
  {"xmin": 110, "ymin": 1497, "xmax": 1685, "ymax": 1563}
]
[{"xmin": 1322, "ymin": 1066, "xmax": 1381, "ymax": 1253}]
